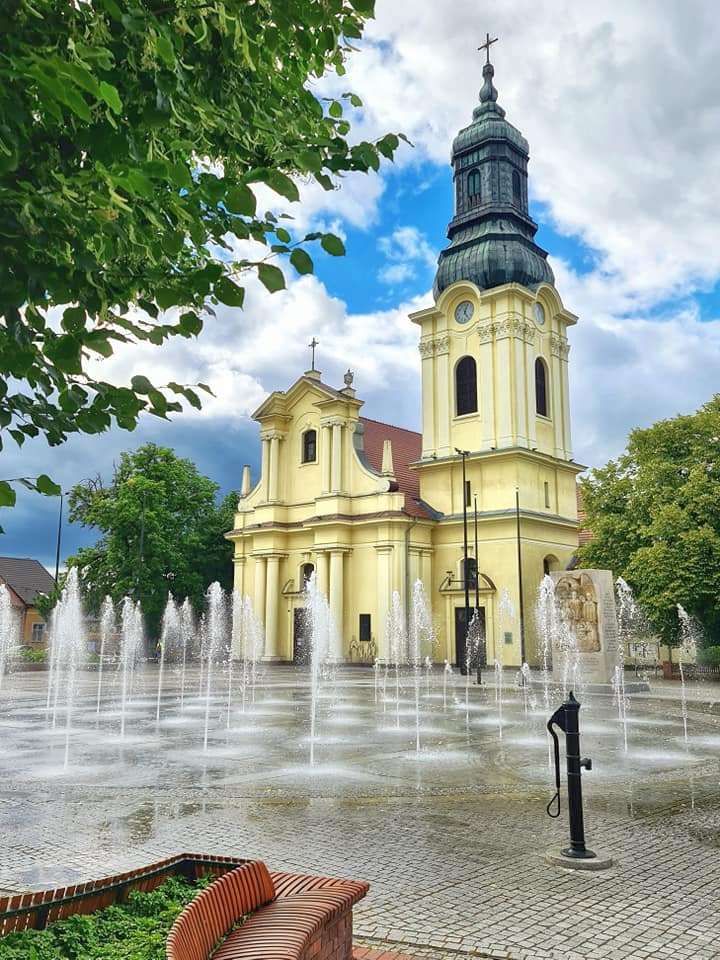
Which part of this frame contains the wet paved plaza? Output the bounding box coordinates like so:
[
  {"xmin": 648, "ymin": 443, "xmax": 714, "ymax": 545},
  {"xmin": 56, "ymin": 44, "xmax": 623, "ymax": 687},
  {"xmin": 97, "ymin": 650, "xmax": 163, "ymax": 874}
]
[{"xmin": 0, "ymin": 664, "xmax": 719, "ymax": 959}]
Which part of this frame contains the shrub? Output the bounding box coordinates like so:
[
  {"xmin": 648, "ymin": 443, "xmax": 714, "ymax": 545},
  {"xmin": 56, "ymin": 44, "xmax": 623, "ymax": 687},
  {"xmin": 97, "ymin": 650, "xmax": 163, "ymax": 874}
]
[
  {"xmin": 0, "ymin": 875, "xmax": 210, "ymax": 960},
  {"xmin": 697, "ymin": 645, "xmax": 720, "ymax": 668},
  {"xmin": 20, "ymin": 646, "xmax": 47, "ymax": 663}
]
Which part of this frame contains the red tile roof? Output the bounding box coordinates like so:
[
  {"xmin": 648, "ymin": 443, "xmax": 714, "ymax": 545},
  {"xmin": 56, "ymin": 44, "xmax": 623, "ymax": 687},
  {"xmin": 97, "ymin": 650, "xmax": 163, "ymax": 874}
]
[
  {"xmin": 0, "ymin": 557, "xmax": 55, "ymax": 606},
  {"xmin": 359, "ymin": 418, "xmax": 432, "ymax": 518}
]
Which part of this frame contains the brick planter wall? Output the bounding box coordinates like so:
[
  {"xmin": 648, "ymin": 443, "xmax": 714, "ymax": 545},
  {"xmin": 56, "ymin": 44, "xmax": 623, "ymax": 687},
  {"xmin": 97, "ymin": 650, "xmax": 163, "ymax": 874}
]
[
  {"xmin": 0, "ymin": 853, "xmax": 246, "ymax": 937},
  {"xmin": 303, "ymin": 909, "xmax": 353, "ymax": 960}
]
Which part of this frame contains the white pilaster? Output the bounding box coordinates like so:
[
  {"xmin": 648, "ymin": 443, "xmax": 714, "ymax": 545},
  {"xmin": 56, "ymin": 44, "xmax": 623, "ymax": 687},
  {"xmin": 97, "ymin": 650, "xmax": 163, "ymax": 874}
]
[
  {"xmin": 321, "ymin": 424, "xmax": 331, "ymax": 494},
  {"xmin": 329, "ymin": 549, "xmax": 345, "ymax": 660},
  {"xmin": 435, "ymin": 336, "xmax": 451, "ymax": 458},
  {"xmin": 420, "ymin": 340, "xmax": 436, "ymax": 457},
  {"xmin": 494, "ymin": 325, "xmax": 513, "ymax": 447},
  {"xmin": 268, "ymin": 434, "xmax": 281, "ymax": 501},
  {"xmin": 525, "ymin": 330, "xmax": 537, "ymax": 450},
  {"xmin": 513, "ymin": 328, "xmax": 528, "ymax": 447},
  {"xmin": 315, "ymin": 550, "xmax": 329, "ymax": 597},
  {"xmin": 264, "ymin": 555, "xmax": 280, "ymax": 660},
  {"xmin": 550, "ymin": 335, "xmax": 565, "ymax": 459},
  {"xmin": 254, "ymin": 556, "xmax": 266, "ymax": 628},
  {"xmin": 478, "ymin": 324, "xmax": 495, "ymax": 450},
  {"xmin": 560, "ymin": 342, "xmax": 572, "ymax": 459},
  {"xmin": 331, "ymin": 421, "xmax": 343, "ymax": 493},
  {"xmin": 260, "ymin": 438, "xmax": 270, "ymax": 501},
  {"xmin": 375, "ymin": 545, "xmax": 393, "ymax": 660}
]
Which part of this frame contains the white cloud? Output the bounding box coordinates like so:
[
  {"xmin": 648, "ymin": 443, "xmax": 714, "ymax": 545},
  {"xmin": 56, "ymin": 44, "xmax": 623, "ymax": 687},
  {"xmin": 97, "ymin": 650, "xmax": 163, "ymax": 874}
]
[
  {"xmin": 377, "ymin": 225, "xmax": 437, "ymax": 286},
  {"xmin": 335, "ymin": 0, "xmax": 720, "ymax": 304}
]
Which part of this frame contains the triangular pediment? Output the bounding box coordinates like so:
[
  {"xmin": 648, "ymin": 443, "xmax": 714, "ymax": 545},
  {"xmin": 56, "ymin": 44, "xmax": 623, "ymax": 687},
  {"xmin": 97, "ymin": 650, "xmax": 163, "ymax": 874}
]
[{"xmin": 252, "ymin": 374, "xmax": 345, "ymax": 422}]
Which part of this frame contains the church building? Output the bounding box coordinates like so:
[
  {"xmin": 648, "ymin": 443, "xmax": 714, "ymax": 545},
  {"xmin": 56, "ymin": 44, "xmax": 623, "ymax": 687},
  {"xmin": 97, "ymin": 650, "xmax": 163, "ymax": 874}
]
[{"xmin": 226, "ymin": 51, "xmax": 582, "ymax": 668}]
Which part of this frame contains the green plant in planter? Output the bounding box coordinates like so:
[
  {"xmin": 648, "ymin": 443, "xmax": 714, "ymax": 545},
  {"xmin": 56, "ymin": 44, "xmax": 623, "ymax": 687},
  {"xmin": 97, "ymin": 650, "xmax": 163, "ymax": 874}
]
[
  {"xmin": 20, "ymin": 646, "xmax": 47, "ymax": 663},
  {"xmin": 0, "ymin": 875, "xmax": 210, "ymax": 960}
]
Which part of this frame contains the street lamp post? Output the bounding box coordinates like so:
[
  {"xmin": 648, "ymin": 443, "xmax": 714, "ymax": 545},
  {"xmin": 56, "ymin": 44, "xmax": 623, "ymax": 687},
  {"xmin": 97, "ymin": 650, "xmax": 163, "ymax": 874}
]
[
  {"xmin": 54, "ymin": 491, "xmax": 64, "ymax": 585},
  {"xmin": 474, "ymin": 494, "xmax": 482, "ymax": 685},
  {"xmin": 456, "ymin": 448, "xmax": 471, "ymax": 675}
]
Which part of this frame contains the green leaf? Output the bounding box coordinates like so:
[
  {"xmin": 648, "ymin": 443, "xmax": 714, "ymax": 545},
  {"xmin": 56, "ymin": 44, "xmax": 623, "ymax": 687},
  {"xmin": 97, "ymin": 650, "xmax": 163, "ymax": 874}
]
[
  {"xmin": 321, "ymin": 234, "xmax": 346, "ymax": 256},
  {"xmin": 225, "ymin": 184, "xmax": 256, "ymax": 216},
  {"xmin": 131, "ymin": 375, "xmax": 154, "ymax": 394},
  {"xmin": 46, "ymin": 335, "xmax": 82, "ymax": 374},
  {"xmin": 275, "ymin": 227, "xmax": 291, "ymax": 243},
  {"xmin": 264, "ymin": 171, "xmax": 299, "ymax": 203},
  {"xmin": 349, "ymin": 0, "xmax": 375, "ymax": 13},
  {"xmin": 36, "ymin": 474, "xmax": 61, "ymax": 496},
  {"xmin": 179, "ymin": 312, "xmax": 203, "ymax": 336},
  {"xmin": 98, "ymin": 81, "xmax": 122, "ymax": 114},
  {"xmin": 0, "ymin": 483, "xmax": 16, "ymax": 507},
  {"xmin": 329, "ymin": 100, "xmax": 343, "ymax": 118},
  {"xmin": 197, "ymin": 383, "xmax": 214, "ymax": 395},
  {"xmin": 376, "ymin": 133, "xmax": 400, "ymax": 159},
  {"xmin": 156, "ymin": 287, "xmax": 179, "ymax": 310},
  {"xmin": 257, "ymin": 263, "xmax": 286, "ymax": 293},
  {"xmin": 59, "ymin": 83, "xmax": 92, "ymax": 122},
  {"xmin": 290, "ymin": 248, "xmax": 314, "ymax": 275},
  {"xmin": 156, "ymin": 35, "xmax": 175, "ymax": 67},
  {"xmin": 215, "ymin": 277, "xmax": 246, "ymax": 308}
]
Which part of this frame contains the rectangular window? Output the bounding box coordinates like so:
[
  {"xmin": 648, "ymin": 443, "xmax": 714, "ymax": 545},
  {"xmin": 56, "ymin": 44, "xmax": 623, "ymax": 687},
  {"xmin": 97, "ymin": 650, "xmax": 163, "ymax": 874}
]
[
  {"xmin": 465, "ymin": 480, "xmax": 471, "ymax": 508},
  {"xmin": 504, "ymin": 631, "xmax": 513, "ymax": 645},
  {"xmin": 31, "ymin": 622, "xmax": 45, "ymax": 643},
  {"xmin": 544, "ymin": 481, "xmax": 551, "ymax": 509},
  {"xmin": 359, "ymin": 614, "xmax": 371, "ymax": 643}
]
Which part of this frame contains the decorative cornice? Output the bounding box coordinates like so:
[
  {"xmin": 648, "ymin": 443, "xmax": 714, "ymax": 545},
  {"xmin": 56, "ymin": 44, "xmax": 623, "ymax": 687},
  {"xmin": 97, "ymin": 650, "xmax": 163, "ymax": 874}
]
[
  {"xmin": 550, "ymin": 333, "xmax": 570, "ymax": 359},
  {"xmin": 321, "ymin": 416, "xmax": 347, "ymax": 428},
  {"xmin": 477, "ymin": 322, "xmax": 494, "ymax": 343},
  {"xmin": 419, "ymin": 339, "xmax": 436, "ymax": 358},
  {"xmin": 260, "ymin": 429, "xmax": 286, "ymax": 441}
]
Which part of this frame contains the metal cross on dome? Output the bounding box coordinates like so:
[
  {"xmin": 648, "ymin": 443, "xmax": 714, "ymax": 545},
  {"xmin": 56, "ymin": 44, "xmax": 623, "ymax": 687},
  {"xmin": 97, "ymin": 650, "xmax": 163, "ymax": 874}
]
[
  {"xmin": 308, "ymin": 337, "xmax": 319, "ymax": 371},
  {"xmin": 478, "ymin": 32, "xmax": 499, "ymax": 64}
]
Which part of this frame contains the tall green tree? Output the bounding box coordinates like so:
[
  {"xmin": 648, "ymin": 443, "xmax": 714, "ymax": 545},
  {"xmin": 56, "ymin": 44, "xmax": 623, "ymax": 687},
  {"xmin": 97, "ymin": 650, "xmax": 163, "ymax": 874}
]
[
  {"xmin": 0, "ymin": 0, "xmax": 401, "ymax": 506},
  {"xmin": 67, "ymin": 443, "xmax": 236, "ymax": 636},
  {"xmin": 578, "ymin": 396, "xmax": 720, "ymax": 645}
]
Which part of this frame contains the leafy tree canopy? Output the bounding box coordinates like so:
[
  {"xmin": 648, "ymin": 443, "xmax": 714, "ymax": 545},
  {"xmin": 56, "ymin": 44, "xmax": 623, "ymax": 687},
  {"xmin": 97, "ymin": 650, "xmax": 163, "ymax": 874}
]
[
  {"xmin": 67, "ymin": 443, "xmax": 237, "ymax": 637},
  {"xmin": 0, "ymin": 0, "xmax": 401, "ymax": 503},
  {"xmin": 578, "ymin": 396, "xmax": 720, "ymax": 645}
]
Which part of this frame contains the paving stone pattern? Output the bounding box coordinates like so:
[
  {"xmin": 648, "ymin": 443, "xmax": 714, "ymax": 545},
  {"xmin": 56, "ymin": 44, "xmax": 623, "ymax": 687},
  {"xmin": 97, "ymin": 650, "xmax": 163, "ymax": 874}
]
[{"xmin": 0, "ymin": 666, "xmax": 718, "ymax": 959}]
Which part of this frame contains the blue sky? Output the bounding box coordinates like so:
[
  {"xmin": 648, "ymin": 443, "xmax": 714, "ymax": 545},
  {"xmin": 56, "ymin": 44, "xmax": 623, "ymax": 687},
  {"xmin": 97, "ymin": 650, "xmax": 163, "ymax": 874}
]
[{"xmin": 4, "ymin": 0, "xmax": 720, "ymax": 571}]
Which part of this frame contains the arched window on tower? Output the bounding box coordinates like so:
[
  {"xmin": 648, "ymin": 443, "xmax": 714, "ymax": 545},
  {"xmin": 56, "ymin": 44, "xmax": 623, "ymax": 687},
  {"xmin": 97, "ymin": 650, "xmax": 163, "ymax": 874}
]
[
  {"xmin": 455, "ymin": 177, "xmax": 462, "ymax": 212},
  {"xmin": 467, "ymin": 169, "xmax": 481, "ymax": 207},
  {"xmin": 512, "ymin": 169, "xmax": 522, "ymax": 207},
  {"xmin": 302, "ymin": 429, "xmax": 317, "ymax": 463},
  {"xmin": 535, "ymin": 358, "xmax": 549, "ymax": 417},
  {"xmin": 455, "ymin": 356, "xmax": 478, "ymax": 416}
]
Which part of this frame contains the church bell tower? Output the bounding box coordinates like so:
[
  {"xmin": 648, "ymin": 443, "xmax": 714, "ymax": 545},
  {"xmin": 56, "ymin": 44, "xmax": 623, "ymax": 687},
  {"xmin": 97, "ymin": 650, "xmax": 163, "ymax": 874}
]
[{"xmin": 409, "ymin": 39, "xmax": 581, "ymax": 665}]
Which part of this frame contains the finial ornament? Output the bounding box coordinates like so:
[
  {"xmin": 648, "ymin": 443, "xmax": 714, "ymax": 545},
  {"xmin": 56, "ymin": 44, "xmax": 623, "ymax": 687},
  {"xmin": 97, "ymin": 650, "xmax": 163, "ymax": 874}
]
[
  {"xmin": 478, "ymin": 32, "xmax": 498, "ymax": 65},
  {"xmin": 308, "ymin": 337, "xmax": 319, "ymax": 371}
]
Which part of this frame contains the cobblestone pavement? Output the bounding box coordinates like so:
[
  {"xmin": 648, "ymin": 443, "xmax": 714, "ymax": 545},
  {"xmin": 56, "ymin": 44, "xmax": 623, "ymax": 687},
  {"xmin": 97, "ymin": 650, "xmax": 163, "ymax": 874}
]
[{"xmin": 0, "ymin": 666, "xmax": 718, "ymax": 959}]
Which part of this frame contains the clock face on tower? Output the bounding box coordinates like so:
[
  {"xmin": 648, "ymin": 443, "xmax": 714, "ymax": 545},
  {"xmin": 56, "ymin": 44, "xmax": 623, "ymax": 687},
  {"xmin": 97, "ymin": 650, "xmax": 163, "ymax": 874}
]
[
  {"xmin": 454, "ymin": 300, "xmax": 474, "ymax": 324},
  {"xmin": 534, "ymin": 302, "xmax": 546, "ymax": 326}
]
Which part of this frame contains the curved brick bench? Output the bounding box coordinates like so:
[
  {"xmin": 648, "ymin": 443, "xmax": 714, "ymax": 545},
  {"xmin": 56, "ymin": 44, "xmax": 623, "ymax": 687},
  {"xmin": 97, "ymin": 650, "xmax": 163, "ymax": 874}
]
[{"xmin": 167, "ymin": 860, "xmax": 369, "ymax": 960}]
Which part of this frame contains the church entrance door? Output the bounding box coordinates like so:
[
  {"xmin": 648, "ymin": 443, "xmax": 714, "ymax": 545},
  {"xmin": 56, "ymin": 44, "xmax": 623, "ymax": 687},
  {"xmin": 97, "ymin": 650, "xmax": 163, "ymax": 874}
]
[
  {"xmin": 454, "ymin": 606, "xmax": 486, "ymax": 673},
  {"xmin": 293, "ymin": 608, "xmax": 311, "ymax": 665}
]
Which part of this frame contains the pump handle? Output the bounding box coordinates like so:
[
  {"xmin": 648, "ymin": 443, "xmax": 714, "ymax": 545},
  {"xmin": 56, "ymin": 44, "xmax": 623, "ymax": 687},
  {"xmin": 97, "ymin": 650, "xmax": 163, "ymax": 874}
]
[{"xmin": 546, "ymin": 716, "xmax": 562, "ymax": 819}]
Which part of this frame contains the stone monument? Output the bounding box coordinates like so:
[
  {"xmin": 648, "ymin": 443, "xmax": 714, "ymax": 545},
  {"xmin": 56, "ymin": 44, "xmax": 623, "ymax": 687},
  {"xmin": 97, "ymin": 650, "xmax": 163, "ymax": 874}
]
[{"xmin": 549, "ymin": 569, "xmax": 647, "ymax": 690}]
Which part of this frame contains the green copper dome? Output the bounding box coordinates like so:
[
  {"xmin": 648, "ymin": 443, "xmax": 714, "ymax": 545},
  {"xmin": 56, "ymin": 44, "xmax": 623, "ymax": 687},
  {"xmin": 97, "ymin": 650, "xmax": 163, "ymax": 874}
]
[{"xmin": 434, "ymin": 60, "xmax": 554, "ymax": 298}]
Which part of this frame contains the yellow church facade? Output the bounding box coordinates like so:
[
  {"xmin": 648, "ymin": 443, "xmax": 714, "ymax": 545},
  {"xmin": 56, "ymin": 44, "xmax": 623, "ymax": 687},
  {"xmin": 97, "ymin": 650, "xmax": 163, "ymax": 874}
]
[{"xmin": 226, "ymin": 54, "xmax": 582, "ymax": 668}]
